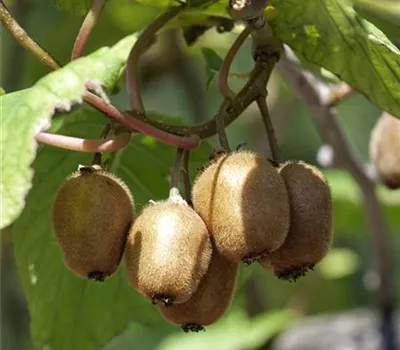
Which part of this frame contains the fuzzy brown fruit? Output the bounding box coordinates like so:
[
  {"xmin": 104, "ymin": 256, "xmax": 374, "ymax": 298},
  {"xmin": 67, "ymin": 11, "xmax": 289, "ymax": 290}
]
[
  {"xmin": 52, "ymin": 166, "xmax": 134, "ymax": 281},
  {"xmin": 259, "ymin": 161, "xmax": 333, "ymax": 281},
  {"xmin": 158, "ymin": 248, "xmax": 238, "ymax": 332},
  {"xmin": 192, "ymin": 151, "xmax": 290, "ymax": 263},
  {"xmin": 369, "ymin": 112, "xmax": 400, "ymax": 189},
  {"xmin": 125, "ymin": 190, "xmax": 212, "ymax": 306}
]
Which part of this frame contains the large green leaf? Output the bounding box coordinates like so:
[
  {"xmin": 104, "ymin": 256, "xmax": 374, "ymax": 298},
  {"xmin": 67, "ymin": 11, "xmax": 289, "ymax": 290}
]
[
  {"xmin": 0, "ymin": 34, "xmax": 138, "ymax": 229},
  {"xmin": 12, "ymin": 106, "xmax": 211, "ymax": 350},
  {"xmin": 270, "ymin": 0, "xmax": 400, "ymax": 117}
]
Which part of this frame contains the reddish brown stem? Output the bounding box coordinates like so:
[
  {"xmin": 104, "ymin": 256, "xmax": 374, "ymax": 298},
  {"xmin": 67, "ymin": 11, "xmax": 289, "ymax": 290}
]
[
  {"xmin": 35, "ymin": 132, "xmax": 131, "ymax": 152},
  {"xmin": 71, "ymin": 0, "xmax": 106, "ymax": 60},
  {"xmin": 83, "ymin": 92, "xmax": 200, "ymax": 149}
]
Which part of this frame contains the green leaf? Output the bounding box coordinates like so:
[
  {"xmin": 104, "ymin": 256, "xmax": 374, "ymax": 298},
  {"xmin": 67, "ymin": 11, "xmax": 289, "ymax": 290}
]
[
  {"xmin": 318, "ymin": 248, "xmax": 360, "ymax": 279},
  {"xmin": 158, "ymin": 309, "xmax": 297, "ymax": 350},
  {"xmin": 57, "ymin": 0, "xmax": 93, "ymax": 15},
  {"xmin": 0, "ymin": 34, "xmax": 138, "ymax": 229},
  {"xmin": 270, "ymin": 0, "xmax": 400, "ymax": 117},
  {"xmin": 12, "ymin": 106, "xmax": 212, "ymax": 350},
  {"xmin": 202, "ymin": 47, "xmax": 223, "ymax": 90}
]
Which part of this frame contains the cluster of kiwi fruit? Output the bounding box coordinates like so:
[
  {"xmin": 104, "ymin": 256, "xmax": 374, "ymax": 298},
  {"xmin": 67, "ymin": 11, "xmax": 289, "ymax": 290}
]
[{"xmin": 52, "ymin": 148, "xmax": 333, "ymax": 332}]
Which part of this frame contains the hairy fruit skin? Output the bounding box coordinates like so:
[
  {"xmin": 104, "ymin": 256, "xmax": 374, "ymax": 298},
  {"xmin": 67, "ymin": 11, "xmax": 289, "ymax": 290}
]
[
  {"xmin": 158, "ymin": 248, "xmax": 238, "ymax": 332},
  {"xmin": 52, "ymin": 167, "xmax": 134, "ymax": 281},
  {"xmin": 125, "ymin": 198, "xmax": 212, "ymax": 306},
  {"xmin": 369, "ymin": 112, "xmax": 400, "ymax": 189},
  {"xmin": 259, "ymin": 161, "xmax": 333, "ymax": 281},
  {"xmin": 192, "ymin": 151, "xmax": 290, "ymax": 263}
]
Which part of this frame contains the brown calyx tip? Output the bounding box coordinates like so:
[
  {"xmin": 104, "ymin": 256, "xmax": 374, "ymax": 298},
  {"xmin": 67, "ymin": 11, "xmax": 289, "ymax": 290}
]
[
  {"xmin": 181, "ymin": 324, "xmax": 205, "ymax": 333},
  {"xmin": 275, "ymin": 264, "xmax": 315, "ymax": 282},
  {"xmin": 242, "ymin": 249, "xmax": 269, "ymax": 265},
  {"xmin": 152, "ymin": 294, "xmax": 174, "ymax": 307},
  {"xmin": 88, "ymin": 271, "xmax": 107, "ymax": 282},
  {"xmin": 382, "ymin": 178, "xmax": 400, "ymax": 190},
  {"xmin": 267, "ymin": 159, "xmax": 280, "ymax": 168}
]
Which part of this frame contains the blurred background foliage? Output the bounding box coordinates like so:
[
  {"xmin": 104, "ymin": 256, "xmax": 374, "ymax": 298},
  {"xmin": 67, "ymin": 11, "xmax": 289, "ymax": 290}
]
[{"xmin": 1, "ymin": 0, "xmax": 399, "ymax": 349}]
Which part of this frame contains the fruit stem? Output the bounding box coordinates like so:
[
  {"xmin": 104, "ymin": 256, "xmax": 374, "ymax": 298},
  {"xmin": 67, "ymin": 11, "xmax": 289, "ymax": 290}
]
[
  {"xmin": 256, "ymin": 97, "xmax": 282, "ymax": 162},
  {"xmin": 215, "ymin": 100, "xmax": 231, "ymax": 152},
  {"xmin": 181, "ymin": 150, "xmax": 192, "ymax": 205},
  {"xmin": 71, "ymin": 0, "xmax": 106, "ymax": 60},
  {"xmin": 125, "ymin": 3, "xmax": 185, "ymax": 113},
  {"xmin": 92, "ymin": 123, "xmax": 112, "ymax": 166},
  {"xmin": 218, "ymin": 25, "xmax": 252, "ymax": 100},
  {"xmin": 35, "ymin": 131, "xmax": 131, "ymax": 153},
  {"xmin": 171, "ymin": 148, "xmax": 184, "ymax": 189}
]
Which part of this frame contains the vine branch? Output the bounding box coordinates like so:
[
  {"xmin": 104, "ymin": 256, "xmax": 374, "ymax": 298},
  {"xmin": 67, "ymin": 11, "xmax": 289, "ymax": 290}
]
[
  {"xmin": 277, "ymin": 46, "xmax": 397, "ymax": 350},
  {"xmin": 125, "ymin": 4, "xmax": 185, "ymax": 113},
  {"xmin": 0, "ymin": 0, "xmax": 60, "ymax": 70},
  {"xmin": 218, "ymin": 26, "xmax": 252, "ymax": 100},
  {"xmin": 1, "ymin": 1, "xmax": 280, "ymax": 154}
]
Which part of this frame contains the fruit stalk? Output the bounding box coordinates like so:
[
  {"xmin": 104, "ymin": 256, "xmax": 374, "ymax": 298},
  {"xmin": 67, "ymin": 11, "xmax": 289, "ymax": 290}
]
[
  {"xmin": 181, "ymin": 150, "xmax": 192, "ymax": 205},
  {"xmin": 256, "ymin": 96, "xmax": 282, "ymax": 162},
  {"xmin": 171, "ymin": 148, "xmax": 184, "ymax": 189}
]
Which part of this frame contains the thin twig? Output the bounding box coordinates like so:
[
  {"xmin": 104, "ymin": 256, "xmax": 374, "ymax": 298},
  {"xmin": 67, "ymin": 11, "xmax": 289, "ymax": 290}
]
[
  {"xmin": 71, "ymin": 0, "xmax": 106, "ymax": 60},
  {"xmin": 0, "ymin": 0, "xmax": 60, "ymax": 70},
  {"xmin": 171, "ymin": 148, "xmax": 184, "ymax": 189},
  {"xmin": 125, "ymin": 4, "xmax": 185, "ymax": 113},
  {"xmin": 35, "ymin": 131, "xmax": 131, "ymax": 153},
  {"xmin": 277, "ymin": 46, "xmax": 397, "ymax": 350},
  {"xmin": 256, "ymin": 97, "xmax": 282, "ymax": 162},
  {"xmin": 181, "ymin": 150, "xmax": 192, "ymax": 205},
  {"xmin": 218, "ymin": 26, "xmax": 252, "ymax": 100}
]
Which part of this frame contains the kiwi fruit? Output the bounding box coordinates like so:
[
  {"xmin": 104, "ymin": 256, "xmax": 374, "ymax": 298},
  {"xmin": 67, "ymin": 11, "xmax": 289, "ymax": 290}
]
[
  {"xmin": 52, "ymin": 165, "xmax": 134, "ymax": 281},
  {"xmin": 158, "ymin": 248, "xmax": 238, "ymax": 332},
  {"xmin": 369, "ymin": 112, "xmax": 400, "ymax": 189},
  {"xmin": 192, "ymin": 150, "xmax": 290, "ymax": 263},
  {"xmin": 259, "ymin": 161, "xmax": 333, "ymax": 281},
  {"xmin": 125, "ymin": 189, "xmax": 212, "ymax": 306}
]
